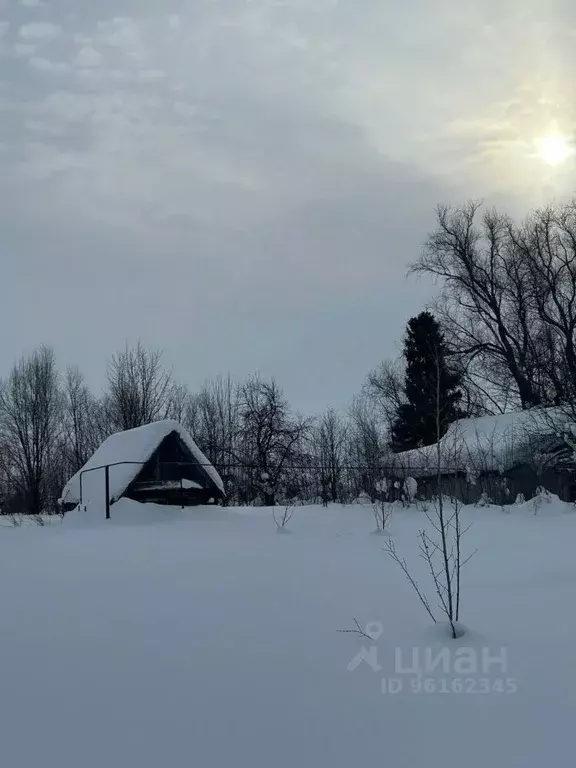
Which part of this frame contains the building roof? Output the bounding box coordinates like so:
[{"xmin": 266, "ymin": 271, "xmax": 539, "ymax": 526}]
[
  {"xmin": 388, "ymin": 407, "xmax": 571, "ymax": 478},
  {"xmin": 61, "ymin": 420, "xmax": 224, "ymax": 505}
]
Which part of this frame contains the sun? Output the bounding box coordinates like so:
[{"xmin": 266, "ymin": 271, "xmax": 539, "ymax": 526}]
[{"xmin": 536, "ymin": 132, "xmax": 574, "ymax": 166}]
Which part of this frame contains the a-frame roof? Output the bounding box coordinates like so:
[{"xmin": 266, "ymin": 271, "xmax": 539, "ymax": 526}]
[{"xmin": 61, "ymin": 420, "xmax": 224, "ymax": 505}]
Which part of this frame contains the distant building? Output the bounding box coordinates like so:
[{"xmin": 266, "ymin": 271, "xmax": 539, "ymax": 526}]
[
  {"xmin": 61, "ymin": 420, "xmax": 225, "ymax": 511},
  {"xmin": 387, "ymin": 408, "xmax": 576, "ymax": 504}
]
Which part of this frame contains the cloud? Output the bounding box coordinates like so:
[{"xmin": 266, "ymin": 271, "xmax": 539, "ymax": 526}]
[
  {"xmin": 14, "ymin": 43, "xmax": 36, "ymax": 55},
  {"xmin": 75, "ymin": 46, "xmax": 102, "ymax": 68},
  {"xmin": 9, "ymin": 2, "xmax": 576, "ymax": 229},
  {"xmin": 2, "ymin": 0, "xmax": 576, "ymax": 410},
  {"xmin": 29, "ymin": 57, "xmax": 69, "ymax": 73},
  {"xmin": 19, "ymin": 22, "xmax": 62, "ymax": 40},
  {"xmin": 20, "ymin": 0, "xmax": 45, "ymax": 6},
  {"xmin": 0, "ymin": 21, "xmax": 9, "ymax": 38},
  {"xmin": 96, "ymin": 16, "xmax": 141, "ymax": 52},
  {"xmin": 139, "ymin": 69, "xmax": 165, "ymax": 81}
]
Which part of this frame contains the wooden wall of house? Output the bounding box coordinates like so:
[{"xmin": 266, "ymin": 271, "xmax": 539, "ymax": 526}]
[
  {"xmin": 136, "ymin": 432, "xmax": 212, "ymax": 488},
  {"xmin": 409, "ymin": 466, "xmax": 576, "ymax": 505},
  {"xmin": 125, "ymin": 431, "xmax": 224, "ymax": 506}
]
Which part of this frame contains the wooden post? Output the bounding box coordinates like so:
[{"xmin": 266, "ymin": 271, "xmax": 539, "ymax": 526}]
[
  {"xmin": 105, "ymin": 465, "xmax": 111, "ymax": 520},
  {"xmin": 180, "ymin": 476, "xmax": 184, "ymax": 510}
]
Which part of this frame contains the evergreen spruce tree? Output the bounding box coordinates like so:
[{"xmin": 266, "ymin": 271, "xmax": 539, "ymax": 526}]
[{"xmin": 391, "ymin": 312, "xmax": 462, "ymax": 451}]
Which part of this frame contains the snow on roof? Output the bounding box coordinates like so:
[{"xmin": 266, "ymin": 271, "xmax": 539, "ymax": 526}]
[
  {"xmin": 61, "ymin": 420, "xmax": 224, "ymax": 505},
  {"xmin": 388, "ymin": 407, "xmax": 570, "ymax": 478}
]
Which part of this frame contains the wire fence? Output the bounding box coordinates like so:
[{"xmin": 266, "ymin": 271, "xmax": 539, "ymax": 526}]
[
  {"xmin": 204, "ymin": 461, "xmax": 462, "ymax": 506},
  {"xmin": 199, "ymin": 459, "xmax": 576, "ymax": 507},
  {"xmin": 74, "ymin": 459, "xmax": 447, "ymax": 510},
  {"xmin": 5, "ymin": 454, "xmax": 575, "ymax": 517}
]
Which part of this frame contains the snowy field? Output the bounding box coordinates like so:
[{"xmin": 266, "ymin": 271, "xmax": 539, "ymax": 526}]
[{"xmin": 1, "ymin": 498, "xmax": 575, "ymax": 767}]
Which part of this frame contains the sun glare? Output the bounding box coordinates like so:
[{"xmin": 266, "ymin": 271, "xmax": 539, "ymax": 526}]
[{"xmin": 536, "ymin": 132, "xmax": 574, "ymax": 166}]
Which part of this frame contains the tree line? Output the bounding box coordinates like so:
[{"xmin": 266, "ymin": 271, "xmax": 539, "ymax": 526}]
[
  {"xmin": 0, "ymin": 342, "xmax": 389, "ymax": 514},
  {"xmin": 3, "ymin": 198, "xmax": 576, "ymax": 514},
  {"xmin": 368, "ymin": 199, "xmax": 576, "ymax": 450}
]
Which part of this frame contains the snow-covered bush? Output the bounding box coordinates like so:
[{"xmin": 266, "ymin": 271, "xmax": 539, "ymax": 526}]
[
  {"xmin": 535, "ymin": 486, "xmax": 553, "ymax": 501},
  {"xmin": 374, "ymin": 478, "xmax": 388, "ymax": 496},
  {"xmin": 532, "ymin": 487, "xmax": 554, "ymax": 515}
]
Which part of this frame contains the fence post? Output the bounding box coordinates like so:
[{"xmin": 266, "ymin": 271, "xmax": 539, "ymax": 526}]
[
  {"xmin": 105, "ymin": 465, "xmax": 110, "ymax": 520},
  {"xmin": 180, "ymin": 476, "xmax": 184, "ymax": 510}
]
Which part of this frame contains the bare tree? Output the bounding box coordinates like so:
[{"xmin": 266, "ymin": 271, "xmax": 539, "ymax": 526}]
[
  {"xmin": 104, "ymin": 342, "xmax": 174, "ymax": 431},
  {"xmin": 365, "ymin": 359, "xmax": 406, "ymax": 434},
  {"xmin": 348, "ymin": 395, "xmax": 385, "ymax": 501},
  {"xmin": 413, "ymin": 203, "xmax": 544, "ymax": 409},
  {"xmin": 165, "ymin": 382, "xmax": 193, "ymax": 424},
  {"xmin": 423, "ymin": 350, "xmax": 468, "ymax": 636},
  {"xmin": 0, "ymin": 347, "xmax": 63, "ymax": 515},
  {"xmin": 384, "ymin": 538, "xmax": 437, "ymax": 623},
  {"xmin": 235, "ymin": 375, "xmax": 311, "ymax": 506},
  {"xmin": 175, "ymin": 376, "xmax": 241, "ymax": 502},
  {"xmin": 384, "ymin": 343, "xmax": 474, "ymax": 638},
  {"xmin": 0, "ymin": 438, "xmax": 12, "ymax": 513},
  {"xmin": 313, "ymin": 408, "xmax": 348, "ymax": 505},
  {"xmin": 194, "ymin": 376, "xmax": 239, "ymax": 473},
  {"xmin": 413, "ymin": 200, "xmax": 576, "ymax": 410},
  {"xmin": 372, "ymin": 497, "xmax": 392, "ymax": 533},
  {"xmin": 61, "ymin": 366, "xmax": 104, "ymax": 473},
  {"xmin": 518, "ymin": 204, "xmax": 576, "ymax": 401},
  {"xmin": 273, "ymin": 505, "xmax": 294, "ymax": 531}
]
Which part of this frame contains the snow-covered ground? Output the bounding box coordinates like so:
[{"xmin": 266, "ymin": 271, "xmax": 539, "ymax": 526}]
[{"xmin": 1, "ymin": 498, "xmax": 575, "ymax": 767}]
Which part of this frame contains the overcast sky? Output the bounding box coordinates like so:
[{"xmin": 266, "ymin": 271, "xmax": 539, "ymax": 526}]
[{"xmin": 1, "ymin": 0, "xmax": 575, "ymax": 414}]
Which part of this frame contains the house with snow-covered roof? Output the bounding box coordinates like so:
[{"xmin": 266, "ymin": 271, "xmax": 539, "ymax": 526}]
[
  {"xmin": 386, "ymin": 407, "xmax": 576, "ymax": 504},
  {"xmin": 61, "ymin": 420, "xmax": 225, "ymax": 512}
]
